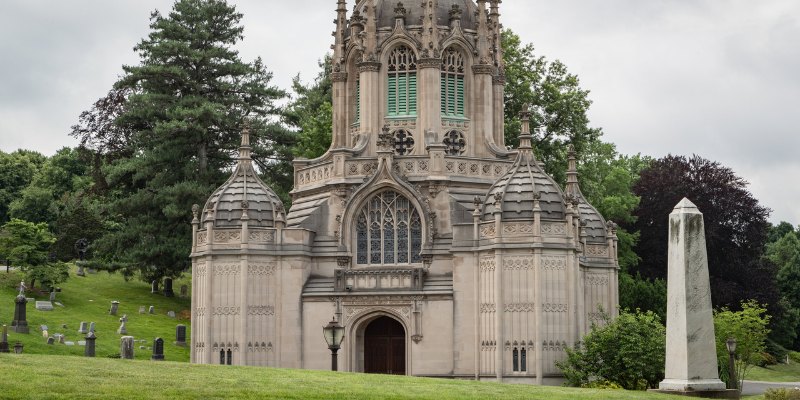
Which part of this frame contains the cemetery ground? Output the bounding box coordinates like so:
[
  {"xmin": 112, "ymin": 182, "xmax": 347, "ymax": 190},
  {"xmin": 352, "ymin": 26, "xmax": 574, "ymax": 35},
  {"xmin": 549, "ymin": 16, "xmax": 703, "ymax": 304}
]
[
  {"xmin": 0, "ymin": 354, "xmax": 691, "ymax": 400},
  {"xmin": 0, "ymin": 265, "xmax": 190, "ymax": 361}
]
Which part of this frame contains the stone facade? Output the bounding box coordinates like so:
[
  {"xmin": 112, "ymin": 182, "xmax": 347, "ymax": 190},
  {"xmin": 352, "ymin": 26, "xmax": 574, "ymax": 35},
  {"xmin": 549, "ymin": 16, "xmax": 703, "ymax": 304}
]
[{"xmin": 190, "ymin": 0, "xmax": 619, "ymax": 383}]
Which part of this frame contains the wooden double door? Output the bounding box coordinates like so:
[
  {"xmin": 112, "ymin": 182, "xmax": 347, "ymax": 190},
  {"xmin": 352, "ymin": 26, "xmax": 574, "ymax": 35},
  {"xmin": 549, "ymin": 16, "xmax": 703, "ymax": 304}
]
[{"xmin": 364, "ymin": 316, "xmax": 406, "ymax": 375}]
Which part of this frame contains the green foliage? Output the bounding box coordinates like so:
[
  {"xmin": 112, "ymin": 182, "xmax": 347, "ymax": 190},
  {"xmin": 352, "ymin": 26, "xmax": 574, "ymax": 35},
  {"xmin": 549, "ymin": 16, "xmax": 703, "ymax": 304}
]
[
  {"xmin": 73, "ymin": 0, "xmax": 289, "ymax": 281},
  {"xmin": 558, "ymin": 309, "xmax": 666, "ymax": 390},
  {"xmin": 765, "ymin": 231, "xmax": 800, "ymax": 350},
  {"xmin": 581, "ymin": 380, "xmax": 624, "ymax": 390},
  {"xmin": 284, "ymin": 56, "xmax": 333, "ymax": 160},
  {"xmin": 714, "ymin": 300, "xmax": 771, "ymax": 389},
  {"xmin": 618, "ymin": 272, "xmax": 667, "ymax": 322},
  {"xmin": 0, "ymin": 219, "xmax": 68, "ymax": 289},
  {"xmin": 0, "ymin": 149, "xmax": 46, "ymax": 223},
  {"xmin": 630, "ymin": 155, "xmax": 776, "ymax": 310},
  {"xmin": 50, "ymin": 194, "xmax": 105, "ymax": 261},
  {"xmin": 502, "ymin": 30, "xmax": 601, "ymax": 183},
  {"xmin": 765, "ymin": 388, "xmax": 800, "ymax": 400}
]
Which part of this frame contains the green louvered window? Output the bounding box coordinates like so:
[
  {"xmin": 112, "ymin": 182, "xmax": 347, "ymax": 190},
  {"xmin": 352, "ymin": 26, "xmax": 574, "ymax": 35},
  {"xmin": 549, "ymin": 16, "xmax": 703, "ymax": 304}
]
[
  {"xmin": 441, "ymin": 47, "xmax": 465, "ymax": 117},
  {"xmin": 387, "ymin": 46, "xmax": 417, "ymax": 117}
]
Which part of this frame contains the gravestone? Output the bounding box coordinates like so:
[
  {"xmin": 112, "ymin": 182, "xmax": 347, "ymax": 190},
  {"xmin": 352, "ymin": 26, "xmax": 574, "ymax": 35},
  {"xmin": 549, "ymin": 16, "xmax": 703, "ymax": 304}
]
[
  {"xmin": 139, "ymin": 306, "xmax": 146, "ymax": 314},
  {"xmin": 12, "ymin": 294, "xmax": 29, "ymax": 333},
  {"xmin": 49, "ymin": 292, "xmax": 56, "ymax": 302},
  {"xmin": 151, "ymin": 280, "xmax": 159, "ymax": 294},
  {"xmin": 109, "ymin": 301, "xmax": 120, "ymax": 316},
  {"xmin": 167, "ymin": 311, "xmax": 176, "ymax": 318},
  {"xmin": 654, "ymin": 199, "xmax": 735, "ymax": 398},
  {"xmin": 120, "ymin": 336, "xmax": 135, "ymax": 359},
  {"xmin": 46, "ymin": 337, "xmax": 55, "ymax": 345},
  {"xmin": 89, "ymin": 322, "xmax": 96, "ymax": 333},
  {"xmin": 40, "ymin": 325, "xmax": 48, "ymax": 332},
  {"xmin": 121, "ymin": 314, "xmax": 128, "ymax": 323},
  {"xmin": 0, "ymin": 325, "xmax": 9, "ymax": 353},
  {"xmin": 117, "ymin": 320, "xmax": 127, "ymax": 335},
  {"xmin": 180, "ymin": 285, "xmax": 188, "ymax": 298},
  {"xmin": 61, "ymin": 324, "xmax": 67, "ymax": 329},
  {"xmin": 65, "ymin": 341, "xmax": 75, "ymax": 346},
  {"xmin": 162, "ymin": 278, "xmax": 174, "ymax": 298},
  {"xmin": 55, "ymin": 334, "xmax": 65, "ymax": 344},
  {"xmin": 151, "ymin": 338, "xmax": 165, "ymax": 361},
  {"xmin": 78, "ymin": 322, "xmax": 88, "ymax": 334},
  {"xmin": 175, "ymin": 325, "xmax": 187, "ymax": 346},
  {"xmin": 148, "ymin": 306, "xmax": 155, "ymax": 314},
  {"xmin": 84, "ymin": 331, "xmax": 96, "ymax": 357},
  {"xmin": 35, "ymin": 301, "xmax": 54, "ymax": 311},
  {"xmin": 77, "ymin": 341, "xmax": 86, "ymax": 346}
]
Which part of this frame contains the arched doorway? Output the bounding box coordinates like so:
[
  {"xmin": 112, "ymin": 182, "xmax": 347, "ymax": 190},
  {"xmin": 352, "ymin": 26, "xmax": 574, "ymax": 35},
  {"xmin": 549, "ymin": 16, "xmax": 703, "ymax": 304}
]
[{"xmin": 364, "ymin": 316, "xmax": 406, "ymax": 375}]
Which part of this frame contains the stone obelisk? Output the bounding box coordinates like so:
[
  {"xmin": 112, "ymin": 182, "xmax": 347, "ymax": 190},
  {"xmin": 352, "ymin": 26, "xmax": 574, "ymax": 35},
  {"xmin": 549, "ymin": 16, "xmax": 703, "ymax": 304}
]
[{"xmin": 657, "ymin": 198, "xmax": 730, "ymax": 395}]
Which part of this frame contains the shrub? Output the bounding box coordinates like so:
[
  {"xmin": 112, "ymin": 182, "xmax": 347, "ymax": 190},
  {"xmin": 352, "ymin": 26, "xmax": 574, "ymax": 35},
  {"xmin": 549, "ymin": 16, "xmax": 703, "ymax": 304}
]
[
  {"xmin": 714, "ymin": 300, "xmax": 771, "ymax": 389},
  {"xmin": 764, "ymin": 388, "xmax": 800, "ymax": 400},
  {"xmin": 557, "ymin": 309, "xmax": 665, "ymax": 390},
  {"xmin": 581, "ymin": 380, "xmax": 624, "ymax": 390},
  {"xmin": 790, "ymin": 351, "xmax": 800, "ymax": 364}
]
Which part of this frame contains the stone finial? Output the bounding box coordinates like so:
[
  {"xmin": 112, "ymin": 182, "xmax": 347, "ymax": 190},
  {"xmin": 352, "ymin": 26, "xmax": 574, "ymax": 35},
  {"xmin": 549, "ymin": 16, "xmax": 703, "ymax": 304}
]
[
  {"xmin": 518, "ymin": 104, "xmax": 533, "ymax": 150},
  {"xmin": 377, "ymin": 125, "xmax": 393, "ymax": 152},
  {"xmin": 565, "ymin": 144, "xmax": 580, "ymax": 196},
  {"xmin": 394, "ymin": 1, "xmax": 406, "ymax": 18},
  {"xmin": 449, "ymin": 4, "xmax": 462, "ymax": 21},
  {"xmin": 191, "ymin": 204, "xmax": 200, "ymax": 224},
  {"xmin": 238, "ymin": 123, "xmax": 252, "ymax": 161}
]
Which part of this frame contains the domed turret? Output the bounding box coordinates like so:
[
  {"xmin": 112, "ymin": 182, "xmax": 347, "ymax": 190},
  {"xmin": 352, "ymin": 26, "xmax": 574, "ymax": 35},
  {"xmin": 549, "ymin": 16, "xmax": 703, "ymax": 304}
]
[
  {"xmin": 202, "ymin": 128, "xmax": 283, "ymax": 228},
  {"xmin": 482, "ymin": 106, "xmax": 566, "ymax": 221},
  {"xmin": 564, "ymin": 145, "xmax": 609, "ymax": 244},
  {"xmin": 354, "ymin": 0, "xmax": 479, "ymax": 31}
]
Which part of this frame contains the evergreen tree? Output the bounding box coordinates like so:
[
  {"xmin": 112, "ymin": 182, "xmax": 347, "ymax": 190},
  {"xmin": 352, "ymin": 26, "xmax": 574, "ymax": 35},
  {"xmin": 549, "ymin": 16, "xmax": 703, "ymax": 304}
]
[
  {"xmin": 284, "ymin": 56, "xmax": 333, "ymax": 160},
  {"xmin": 79, "ymin": 0, "xmax": 289, "ymax": 281}
]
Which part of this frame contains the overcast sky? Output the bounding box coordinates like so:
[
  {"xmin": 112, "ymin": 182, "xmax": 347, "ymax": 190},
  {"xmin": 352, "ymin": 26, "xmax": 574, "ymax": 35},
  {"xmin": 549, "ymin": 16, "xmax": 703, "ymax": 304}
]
[{"xmin": 1, "ymin": 1, "xmax": 798, "ymax": 224}]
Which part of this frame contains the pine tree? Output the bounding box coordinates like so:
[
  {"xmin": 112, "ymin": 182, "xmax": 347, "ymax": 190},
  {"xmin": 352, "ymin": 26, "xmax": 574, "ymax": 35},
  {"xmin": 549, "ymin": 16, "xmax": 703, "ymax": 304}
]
[{"xmin": 89, "ymin": 0, "xmax": 289, "ymax": 281}]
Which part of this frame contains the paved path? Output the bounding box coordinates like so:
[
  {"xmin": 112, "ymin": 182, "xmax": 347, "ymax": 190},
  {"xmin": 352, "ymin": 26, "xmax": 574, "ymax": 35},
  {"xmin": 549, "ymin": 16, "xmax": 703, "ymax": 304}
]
[{"xmin": 741, "ymin": 380, "xmax": 800, "ymax": 396}]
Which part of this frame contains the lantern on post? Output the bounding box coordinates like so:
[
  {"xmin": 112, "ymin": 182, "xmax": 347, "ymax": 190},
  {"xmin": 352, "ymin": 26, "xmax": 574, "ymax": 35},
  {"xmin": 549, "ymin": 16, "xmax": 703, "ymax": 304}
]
[{"xmin": 322, "ymin": 317, "xmax": 345, "ymax": 371}]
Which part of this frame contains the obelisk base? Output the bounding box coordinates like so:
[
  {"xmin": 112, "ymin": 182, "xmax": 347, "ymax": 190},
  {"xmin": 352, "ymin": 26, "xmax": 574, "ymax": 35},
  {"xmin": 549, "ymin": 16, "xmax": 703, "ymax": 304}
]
[
  {"xmin": 652, "ymin": 379, "xmax": 738, "ymax": 399},
  {"xmin": 649, "ymin": 388, "xmax": 739, "ymax": 399}
]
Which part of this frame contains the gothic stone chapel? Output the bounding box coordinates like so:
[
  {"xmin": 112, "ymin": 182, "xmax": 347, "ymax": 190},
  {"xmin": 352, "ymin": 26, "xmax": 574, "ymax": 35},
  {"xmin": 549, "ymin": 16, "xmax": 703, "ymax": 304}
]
[{"xmin": 189, "ymin": 0, "xmax": 619, "ymax": 384}]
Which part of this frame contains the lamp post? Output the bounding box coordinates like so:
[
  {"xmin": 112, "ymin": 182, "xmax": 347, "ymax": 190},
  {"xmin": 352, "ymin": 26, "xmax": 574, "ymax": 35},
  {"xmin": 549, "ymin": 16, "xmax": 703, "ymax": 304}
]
[
  {"xmin": 726, "ymin": 337, "xmax": 738, "ymax": 390},
  {"xmin": 322, "ymin": 317, "xmax": 345, "ymax": 371}
]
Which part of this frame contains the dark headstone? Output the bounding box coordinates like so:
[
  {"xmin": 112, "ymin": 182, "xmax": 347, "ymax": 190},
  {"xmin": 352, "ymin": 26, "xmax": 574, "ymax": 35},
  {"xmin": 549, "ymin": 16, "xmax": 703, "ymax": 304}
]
[
  {"xmin": 78, "ymin": 322, "xmax": 88, "ymax": 334},
  {"xmin": 46, "ymin": 337, "xmax": 55, "ymax": 345},
  {"xmin": 151, "ymin": 337, "xmax": 165, "ymax": 361},
  {"xmin": 162, "ymin": 278, "xmax": 174, "ymax": 298},
  {"xmin": 12, "ymin": 295, "xmax": 29, "ymax": 333},
  {"xmin": 148, "ymin": 306, "xmax": 155, "ymax": 314},
  {"xmin": 89, "ymin": 322, "xmax": 96, "ymax": 333},
  {"xmin": 84, "ymin": 331, "xmax": 96, "ymax": 357},
  {"xmin": 175, "ymin": 325, "xmax": 187, "ymax": 346},
  {"xmin": 109, "ymin": 300, "xmax": 119, "ymax": 316},
  {"xmin": 151, "ymin": 280, "xmax": 159, "ymax": 294},
  {"xmin": 180, "ymin": 285, "xmax": 188, "ymax": 298},
  {"xmin": 120, "ymin": 336, "xmax": 134, "ymax": 359},
  {"xmin": 0, "ymin": 325, "xmax": 9, "ymax": 352}
]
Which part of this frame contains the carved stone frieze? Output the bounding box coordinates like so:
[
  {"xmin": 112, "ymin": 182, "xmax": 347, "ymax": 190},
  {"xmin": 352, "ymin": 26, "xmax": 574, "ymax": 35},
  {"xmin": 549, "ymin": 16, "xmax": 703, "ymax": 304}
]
[
  {"xmin": 247, "ymin": 305, "xmax": 275, "ymax": 316},
  {"xmin": 541, "ymin": 256, "xmax": 567, "ymax": 271},
  {"xmin": 541, "ymin": 223, "xmax": 566, "ymax": 236},
  {"xmin": 503, "ymin": 256, "xmax": 533, "ymax": 270},
  {"xmin": 504, "ymin": 303, "xmax": 534, "ymax": 313},
  {"xmin": 248, "ymin": 264, "xmax": 276, "ymax": 276},
  {"xmin": 214, "ymin": 264, "xmax": 240, "ymax": 276},
  {"xmin": 212, "ymin": 306, "xmax": 241, "ymax": 316}
]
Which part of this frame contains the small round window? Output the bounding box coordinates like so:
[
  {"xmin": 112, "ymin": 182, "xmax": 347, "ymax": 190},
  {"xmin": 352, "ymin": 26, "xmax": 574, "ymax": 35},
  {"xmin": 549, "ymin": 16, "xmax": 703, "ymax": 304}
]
[{"xmin": 443, "ymin": 130, "xmax": 466, "ymax": 155}]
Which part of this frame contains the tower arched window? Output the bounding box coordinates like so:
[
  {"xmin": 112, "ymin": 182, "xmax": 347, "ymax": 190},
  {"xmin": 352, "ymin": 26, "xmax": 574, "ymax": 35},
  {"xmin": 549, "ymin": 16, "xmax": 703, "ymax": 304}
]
[
  {"xmin": 441, "ymin": 47, "xmax": 465, "ymax": 117},
  {"xmin": 356, "ymin": 190, "xmax": 422, "ymax": 265},
  {"xmin": 387, "ymin": 46, "xmax": 417, "ymax": 117}
]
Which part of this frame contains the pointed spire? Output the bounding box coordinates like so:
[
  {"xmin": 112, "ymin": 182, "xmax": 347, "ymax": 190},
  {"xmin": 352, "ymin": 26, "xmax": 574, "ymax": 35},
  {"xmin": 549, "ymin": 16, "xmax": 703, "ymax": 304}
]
[
  {"xmin": 489, "ymin": 0, "xmax": 504, "ymax": 74},
  {"xmin": 476, "ymin": 0, "xmax": 491, "ymax": 65},
  {"xmin": 518, "ymin": 104, "xmax": 533, "ymax": 151},
  {"xmin": 420, "ymin": 0, "xmax": 441, "ymax": 58},
  {"xmin": 333, "ymin": 0, "xmax": 348, "ymax": 66},
  {"xmin": 565, "ymin": 144, "xmax": 580, "ymax": 196},
  {"xmin": 238, "ymin": 123, "xmax": 252, "ymax": 162}
]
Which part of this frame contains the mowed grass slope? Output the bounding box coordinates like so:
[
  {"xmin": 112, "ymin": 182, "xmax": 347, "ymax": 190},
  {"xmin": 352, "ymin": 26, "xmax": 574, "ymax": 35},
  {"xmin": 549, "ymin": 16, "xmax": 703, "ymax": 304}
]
[
  {"xmin": 0, "ymin": 354, "xmax": 687, "ymax": 400},
  {"xmin": 0, "ymin": 266, "xmax": 191, "ymax": 361}
]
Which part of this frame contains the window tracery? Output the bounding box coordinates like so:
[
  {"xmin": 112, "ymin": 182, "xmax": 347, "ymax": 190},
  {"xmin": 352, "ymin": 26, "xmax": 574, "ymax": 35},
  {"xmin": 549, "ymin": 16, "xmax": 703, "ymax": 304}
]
[
  {"xmin": 356, "ymin": 191, "xmax": 422, "ymax": 265},
  {"xmin": 443, "ymin": 130, "xmax": 466, "ymax": 155},
  {"xmin": 393, "ymin": 129, "xmax": 415, "ymax": 155}
]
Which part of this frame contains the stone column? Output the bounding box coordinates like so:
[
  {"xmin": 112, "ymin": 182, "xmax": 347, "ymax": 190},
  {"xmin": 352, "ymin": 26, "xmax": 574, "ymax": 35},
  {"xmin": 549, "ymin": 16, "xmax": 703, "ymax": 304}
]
[
  {"xmin": 331, "ymin": 72, "xmax": 349, "ymax": 148},
  {"xmin": 358, "ymin": 61, "xmax": 382, "ymax": 152},
  {"xmin": 418, "ymin": 59, "xmax": 442, "ymax": 155},
  {"xmin": 472, "ymin": 65, "xmax": 495, "ymax": 150},
  {"xmin": 12, "ymin": 295, "xmax": 29, "ymax": 333},
  {"xmin": 657, "ymin": 198, "xmax": 727, "ymax": 393}
]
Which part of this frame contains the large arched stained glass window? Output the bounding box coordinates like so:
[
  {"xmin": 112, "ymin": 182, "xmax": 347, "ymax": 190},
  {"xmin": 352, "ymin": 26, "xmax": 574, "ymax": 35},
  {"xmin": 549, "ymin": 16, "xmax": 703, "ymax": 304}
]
[
  {"xmin": 387, "ymin": 46, "xmax": 417, "ymax": 117},
  {"xmin": 356, "ymin": 191, "xmax": 422, "ymax": 265},
  {"xmin": 441, "ymin": 47, "xmax": 465, "ymax": 117}
]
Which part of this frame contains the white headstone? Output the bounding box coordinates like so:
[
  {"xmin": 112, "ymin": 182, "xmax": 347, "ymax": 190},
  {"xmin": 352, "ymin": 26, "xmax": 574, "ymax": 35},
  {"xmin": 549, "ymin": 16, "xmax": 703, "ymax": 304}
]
[{"xmin": 658, "ymin": 198, "xmax": 726, "ymax": 392}]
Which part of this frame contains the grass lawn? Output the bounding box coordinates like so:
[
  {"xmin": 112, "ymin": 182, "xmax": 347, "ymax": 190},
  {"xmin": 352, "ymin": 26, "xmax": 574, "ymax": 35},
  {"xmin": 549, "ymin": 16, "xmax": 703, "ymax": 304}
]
[
  {"xmin": 0, "ymin": 354, "xmax": 688, "ymax": 400},
  {"xmin": 0, "ymin": 266, "xmax": 191, "ymax": 361},
  {"xmin": 747, "ymin": 362, "xmax": 800, "ymax": 382}
]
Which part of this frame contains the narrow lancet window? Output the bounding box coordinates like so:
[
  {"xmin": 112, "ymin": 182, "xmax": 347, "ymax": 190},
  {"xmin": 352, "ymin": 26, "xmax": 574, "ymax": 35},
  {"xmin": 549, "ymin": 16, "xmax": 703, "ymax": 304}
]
[
  {"xmin": 441, "ymin": 47, "xmax": 465, "ymax": 117},
  {"xmin": 387, "ymin": 46, "xmax": 418, "ymax": 116}
]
